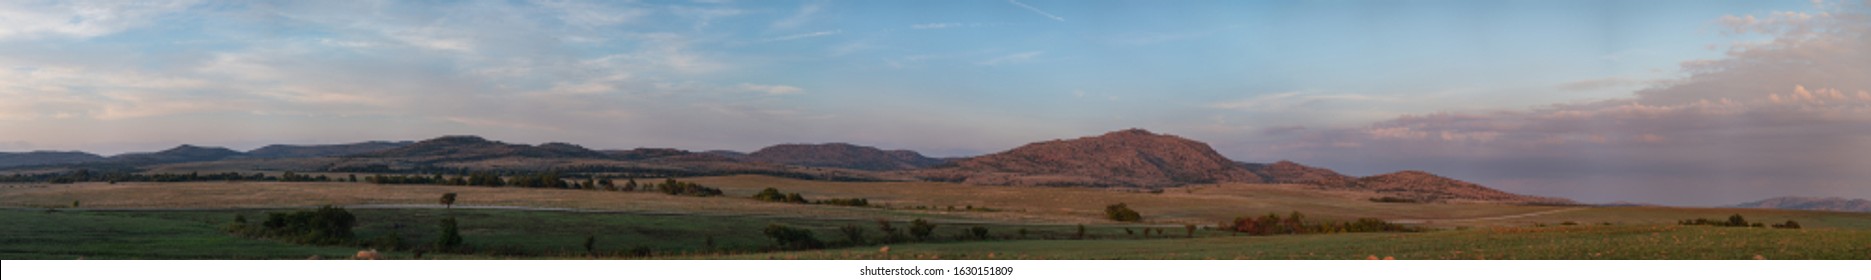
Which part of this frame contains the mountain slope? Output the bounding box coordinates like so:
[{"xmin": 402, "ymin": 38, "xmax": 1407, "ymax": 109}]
[
  {"xmin": 355, "ymin": 136, "xmax": 608, "ymax": 162},
  {"xmin": 108, "ymin": 145, "xmax": 246, "ymax": 164},
  {"xmin": 247, "ymin": 141, "xmax": 412, "ymax": 158},
  {"xmin": 1355, "ymin": 171, "xmax": 1573, "ymax": 204},
  {"xmin": 0, "ymin": 151, "xmax": 106, "ymax": 168},
  {"xmin": 746, "ymin": 143, "xmax": 945, "ymax": 171},
  {"xmin": 1245, "ymin": 160, "xmax": 1358, "ymax": 189},
  {"xmin": 1733, "ymin": 197, "xmax": 1871, "ymax": 212},
  {"xmin": 929, "ymin": 129, "xmax": 1262, "ymax": 187}
]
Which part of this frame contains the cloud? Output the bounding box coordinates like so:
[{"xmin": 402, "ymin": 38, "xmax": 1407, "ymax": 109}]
[
  {"xmin": 0, "ymin": 0, "xmax": 201, "ymax": 40},
  {"xmin": 1254, "ymin": 3, "xmax": 1871, "ymax": 205},
  {"xmin": 977, "ymin": 51, "xmax": 1044, "ymax": 66},
  {"xmin": 764, "ymin": 30, "xmax": 841, "ymax": 42},
  {"xmin": 770, "ymin": 1, "xmax": 823, "ymax": 29},
  {"xmin": 739, "ymin": 83, "xmax": 803, "ymax": 95},
  {"xmin": 1556, "ymin": 77, "xmax": 1646, "ymax": 92},
  {"xmin": 912, "ymin": 23, "xmax": 961, "ymax": 29},
  {"xmin": 1007, "ymin": 0, "xmax": 1065, "ymax": 22},
  {"xmin": 1208, "ymin": 91, "xmax": 1396, "ymax": 112}
]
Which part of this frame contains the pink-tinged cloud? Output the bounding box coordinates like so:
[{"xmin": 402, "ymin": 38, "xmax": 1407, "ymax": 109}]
[{"xmin": 1265, "ymin": 3, "xmax": 1871, "ymax": 206}]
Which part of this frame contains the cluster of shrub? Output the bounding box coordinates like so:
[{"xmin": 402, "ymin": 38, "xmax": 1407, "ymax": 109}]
[
  {"xmin": 1678, "ymin": 214, "xmax": 1801, "ymax": 229},
  {"xmin": 750, "ymin": 187, "xmax": 870, "ymax": 206},
  {"xmin": 223, "ymin": 205, "xmax": 468, "ymax": 254},
  {"xmin": 360, "ymin": 172, "xmax": 724, "ymax": 197},
  {"xmin": 1105, "ymin": 203, "xmax": 1142, "ymax": 222},
  {"xmin": 761, "ymin": 218, "xmax": 950, "ymax": 250},
  {"xmin": 3, "ymin": 170, "xmax": 336, "ymax": 184},
  {"xmin": 1227, "ymin": 211, "xmax": 1416, "ymax": 236}
]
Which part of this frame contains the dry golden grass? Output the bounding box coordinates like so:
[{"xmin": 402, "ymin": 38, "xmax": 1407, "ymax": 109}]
[
  {"xmin": 686, "ymin": 175, "xmax": 1564, "ymax": 224},
  {"xmin": 1, "ymin": 174, "xmax": 1576, "ymax": 225},
  {"xmin": 0, "ymin": 180, "xmax": 915, "ymax": 222}
]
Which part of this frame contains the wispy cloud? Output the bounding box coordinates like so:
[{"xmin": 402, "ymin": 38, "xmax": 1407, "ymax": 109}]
[
  {"xmin": 977, "ymin": 51, "xmax": 1044, "ymax": 66},
  {"xmin": 739, "ymin": 83, "xmax": 803, "ymax": 95},
  {"xmin": 1208, "ymin": 91, "xmax": 1395, "ymax": 112},
  {"xmin": 1007, "ymin": 0, "xmax": 1066, "ymax": 22},
  {"xmin": 764, "ymin": 30, "xmax": 841, "ymax": 42},
  {"xmin": 770, "ymin": 1, "xmax": 824, "ymax": 29}
]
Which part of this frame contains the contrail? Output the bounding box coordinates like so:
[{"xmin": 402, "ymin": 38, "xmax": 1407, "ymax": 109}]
[{"xmin": 1008, "ymin": 0, "xmax": 1065, "ymax": 22}]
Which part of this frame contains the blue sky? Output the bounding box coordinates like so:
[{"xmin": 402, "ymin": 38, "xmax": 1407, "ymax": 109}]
[{"xmin": 2, "ymin": 0, "xmax": 1867, "ymax": 205}]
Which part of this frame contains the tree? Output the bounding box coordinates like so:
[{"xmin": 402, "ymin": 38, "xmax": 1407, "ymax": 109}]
[
  {"xmin": 1105, "ymin": 203, "xmax": 1142, "ymax": 222},
  {"xmin": 598, "ymin": 178, "xmax": 616, "ymax": 191},
  {"xmin": 440, "ymin": 193, "xmax": 457, "ymax": 209},
  {"xmin": 762, "ymin": 224, "xmax": 823, "ymax": 250},
  {"xmin": 624, "ymin": 178, "xmax": 638, "ymax": 191},
  {"xmin": 348, "ymin": 174, "xmax": 358, "ymax": 182},
  {"xmin": 877, "ymin": 219, "xmax": 905, "ymax": 243},
  {"xmin": 1075, "ymin": 224, "xmax": 1087, "ymax": 240},
  {"xmin": 437, "ymin": 217, "xmax": 463, "ymax": 250},
  {"xmin": 838, "ymin": 225, "xmax": 866, "ymax": 245},
  {"xmin": 969, "ymin": 226, "xmax": 989, "ymax": 240},
  {"xmin": 909, "ymin": 218, "xmax": 936, "ymax": 241},
  {"xmin": 1728, "ymin": 214, "xmax": 1748, "ymax": 227}
]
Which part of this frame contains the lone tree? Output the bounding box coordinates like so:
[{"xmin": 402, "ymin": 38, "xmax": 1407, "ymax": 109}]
[{"xmin": 440, "ymin": 193, "xmax": 458, "ymax": 209}]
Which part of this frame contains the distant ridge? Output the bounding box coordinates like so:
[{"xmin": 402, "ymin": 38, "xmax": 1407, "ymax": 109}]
[
  {"xmin": 247, "ymin": 141, "xmax": 412, "ymax": 158},
  {"xmin": 109, "ymin": 145, "xmax": 245, "ymax": 164},
  {"xmin": 0, "ymin": 151, "xmax": 105, "ymax": 168},
  {"xmin": 356, "ymin": 135, "xmax": 608, "ymax": 162},
  {"xmin": 1733, "ymin": 197, "xmax": 1871, "ymax": 213},
  {"xmin": 746, "ymin": 143, "xmax": 945, "ymax": 171}
]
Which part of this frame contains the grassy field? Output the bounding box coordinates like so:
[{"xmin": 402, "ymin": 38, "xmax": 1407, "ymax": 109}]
[
  {"xmin": 6, "ymin": 207, "xmax": 1866, "ymax": 260},
  {"xmin": 0, "ymin": 175, "xmax": 1580, "ymax": 225},
  {"xmin": 709, "ymin": 225, "xmax": 1871, "ymax": 260},
  {"xmin": 4, "ymin": 175, "xmax": 1870, "ymax": 260}
]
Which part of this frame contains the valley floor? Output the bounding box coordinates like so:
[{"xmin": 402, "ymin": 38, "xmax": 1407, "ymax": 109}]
[{"xmin": 3, "ymin": 175, "xmax": 1869, "ymax": 260}]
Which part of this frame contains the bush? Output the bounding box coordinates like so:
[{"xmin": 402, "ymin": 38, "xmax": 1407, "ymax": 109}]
[
  {"xmin": 657, "ymin": 179, "xmax": 722, "ymax": 197},
  {"xmin": 969, "ymin": 226, "xmax": 989, "ymax": 240},
  {"xmin": 1772, "ymin": 220, "xmax": 1802, "ymax": 229},
  {"xmin": 1105, "ymin": 203, "xmax": 1142, "ymax": 222},
  {"xmin": 762, "ymin": 224, "xmax": 823, "ymax": 250},
  {"xmin": 838, "ymin": 224, "xmax": 866, "ymax": 245},
  {"xmin": 234, "ymin": 205, "xmax": 357, "ymax": 245},
  {"xmin": 877, "ymin": 220, "xmax": 907, "ymax": 243},
  {"xmin": 909, "ymin": 218, "xmax": 936, "ymax": 241},
  {"xmin": 1368, "ymin": 197, "xmax": 1418, "ymax": 203},
  {"xmin": 816, "ymin": 198, "xmax": 869, "ymax": 207},
  {"xmin": 436, "ymin": 217, "xmax": 463, "ymax": 250},
  {"xmin": 752, "ymin": 188, "xmax": 788, "ymax": 202}
]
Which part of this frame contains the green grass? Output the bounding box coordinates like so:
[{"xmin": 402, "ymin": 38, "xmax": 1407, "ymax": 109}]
[
  {"xmin": 6, "ymin": 207, "xmax": 1869, "ymax": 260},
  {"xmin": 711, "ymin": 225, "xmax": 1871, "ymax": 260},
  {"xmin": 0, "ymin": 208, "xmax": 1182, "ymax": 259},
  {"xmin": 0, "ymin": 209, "xmax": 356, "ymax": 259}
]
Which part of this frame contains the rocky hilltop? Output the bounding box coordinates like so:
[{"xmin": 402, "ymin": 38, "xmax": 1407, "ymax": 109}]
[
  {"xmin": 746, "ymin": 143, "xmax": 945, "ymax": 171},
  {"xmin": 924, "ymin": 129, "xmax": 1262, "ymax": 187},
  {"xmin": 1733, "ymin": 197, "xmax": 1871, "ymax": 212}
]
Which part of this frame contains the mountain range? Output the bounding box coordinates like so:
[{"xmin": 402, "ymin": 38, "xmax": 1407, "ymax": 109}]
[{"xmin": 1, "ymin": 128, "xmax": 1571, "ymax": 204}]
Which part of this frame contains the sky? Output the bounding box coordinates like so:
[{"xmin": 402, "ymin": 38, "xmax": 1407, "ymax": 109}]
[{"xmin": 2, "ymin": 0, "xmax": 1867, "ymax": 206}]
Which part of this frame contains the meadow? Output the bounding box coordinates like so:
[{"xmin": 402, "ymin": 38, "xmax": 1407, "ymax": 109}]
[{"xmin": 3, "ymin": 175, "xmax": 1869, "ymax": 260}]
